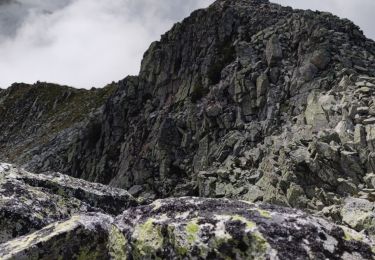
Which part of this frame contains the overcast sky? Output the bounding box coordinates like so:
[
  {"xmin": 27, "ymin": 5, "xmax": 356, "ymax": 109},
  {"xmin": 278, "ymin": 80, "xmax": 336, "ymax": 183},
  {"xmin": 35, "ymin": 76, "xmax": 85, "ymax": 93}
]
[
  {"xmin": 272, "ymin": 0, "xmax": 375, "ymax": 40},
  {"xmin": 0, "ymin": 0, "xmax": 373, "ymax": 89}
]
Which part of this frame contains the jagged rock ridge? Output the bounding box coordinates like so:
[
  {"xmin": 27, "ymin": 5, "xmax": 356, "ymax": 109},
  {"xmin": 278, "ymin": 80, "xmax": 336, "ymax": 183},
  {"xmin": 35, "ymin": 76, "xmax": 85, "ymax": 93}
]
[
  {"xmin": 0, "ymin": 82, "xmax": 115, "ymax": 164},
  {"xmin": 11, "ymin": 0, "xmax": 374, "ymax": 216},
  {"xmin": 0, "ymin": 0, "xmax": 374, "ymax": 258}
]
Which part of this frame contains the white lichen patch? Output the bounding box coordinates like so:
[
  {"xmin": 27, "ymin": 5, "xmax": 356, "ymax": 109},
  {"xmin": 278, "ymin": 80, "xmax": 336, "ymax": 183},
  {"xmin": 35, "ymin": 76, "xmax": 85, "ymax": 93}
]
[
  {"xmin": 240, "ymin": 200, "xmax": 256, "ymax": 206},
  {"xmin": 323, "ymin": 233, "xmax": 338, "ymax": 253},
  {"xmin": 0, "ymin": 163, "xmax": 11, "ymax": 173},
  {"xmin": 151, "ymin": 200, "xmax": 163, "ymax": 211},
  {"xmin": 213, "ymin": 218, "xmax": 233, "ymax": 241},
  {"xmin": 175, "ymin": 211, "xmax": 190, "ymax": 220}
]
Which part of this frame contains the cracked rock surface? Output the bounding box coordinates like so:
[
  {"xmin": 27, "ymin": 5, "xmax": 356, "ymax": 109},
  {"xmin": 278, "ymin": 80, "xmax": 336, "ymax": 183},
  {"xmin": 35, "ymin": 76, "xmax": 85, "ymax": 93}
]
[
  {"xmin": 0, "ymin": 195, "xmax": 374, "ymax": 260},
  {"xmin": 0, "ymin": 163, "xmax": 136, "ymax": 243},
  {"xmin": 0, "ymin": 0, "xmax": 374, "ymax": 258}
]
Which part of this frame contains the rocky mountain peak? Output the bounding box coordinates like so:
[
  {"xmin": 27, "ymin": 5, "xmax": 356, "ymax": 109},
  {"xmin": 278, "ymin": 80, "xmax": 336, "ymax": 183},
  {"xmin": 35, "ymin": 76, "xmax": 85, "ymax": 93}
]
[
  {"xmin": 2, "ymin": 0, "xmax": 374, "ymax": 200},
  {"xmin": 0, "ymin": 1, "xmax": 374, "ymax": 258}
]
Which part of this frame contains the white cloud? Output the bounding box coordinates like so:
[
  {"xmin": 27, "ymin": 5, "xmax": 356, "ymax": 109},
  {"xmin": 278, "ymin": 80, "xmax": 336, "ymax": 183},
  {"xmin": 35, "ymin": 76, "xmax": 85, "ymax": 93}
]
[
  {"xmin": 0, "ymin": 0, "xmax": 373, "ymax": 88},
  {"xmin": 0, "ymin": 0, "xmax": 213, "ymax": 88}
]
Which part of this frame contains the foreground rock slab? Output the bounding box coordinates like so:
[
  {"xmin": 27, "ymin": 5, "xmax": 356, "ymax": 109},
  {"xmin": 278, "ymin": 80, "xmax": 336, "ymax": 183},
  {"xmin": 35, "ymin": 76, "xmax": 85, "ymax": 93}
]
[
  {"xmin": 0, "ymin": 197, "xmax": 373, "ymax": 259},
  {"xmin": 111, "ymin": 197, "xmax": 375, "ymax": 260},
  {"xmin": 0, "ymin": 213, "xmax": 113, "ymax": 260},
  {"xmin": 15, "ymin": 167, "xmax": 138, "ymax": 215},
  {"xmin": 0, "ymin": 163, "xmax": 137, "ymax": 242}
]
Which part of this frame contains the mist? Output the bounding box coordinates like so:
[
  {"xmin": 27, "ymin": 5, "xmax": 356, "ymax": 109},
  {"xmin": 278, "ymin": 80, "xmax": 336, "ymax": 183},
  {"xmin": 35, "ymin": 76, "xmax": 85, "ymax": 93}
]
[
  {"xmin": 0, "ymin": 0, "xmax": 373, "ymax": 88},
  {"xmin": 0, "ymin": 0, "xmax": 213, "ymax": 88}
]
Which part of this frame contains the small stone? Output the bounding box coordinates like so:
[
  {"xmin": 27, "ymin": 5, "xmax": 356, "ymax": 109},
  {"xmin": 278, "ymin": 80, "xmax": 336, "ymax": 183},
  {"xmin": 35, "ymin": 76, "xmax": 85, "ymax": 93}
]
[
  {"xmin": 354, "ymin": 124, "xmax": 366, "ymax": 145},
  {"xmin": 337, "ymin": 178, "xmax": 357, "ymax": 196},
  {"xmin": 363, "ymin": 117, "xmax": 375, "ymax": 125},
  {"xmin": 0, "ymin": 163, "xmax": 10, "ymax": 172},
  {"xmin": 243, "ymin": 185, "xmax": 264, "ymax": 202},
  {"xmin": 241, "ymin": 94, "xmax": 255, "ymax": 116},
  {"xmin": 364, "ymin": 173, "xmax": 375, "ymax": 189},
  {"xmin": 128, "ymin": 185, "xmax": 144, "ymax": 197},
  {"xmin": 310, "ymin": 49, "xmax": 331, "ymax": 70},
  {"xmin": 206, "ymin": 104, "xmax": 222, "ymax": 117},
  {"xmin": 368, "ymin": 106, "xmax": 375, "ymax": 116},
  {"xmin": 339, "ymin": 75, "xmax": 351, "ymax": 89},
  {"xmin": 266, "ymin": 35, "xmax": 283, "ymax": 66},
  {"xmin": 356, "ymin": 81, "xmax": 375, "ymax": 88},
  {"xmin": 357, "ymin": 87, "xmax": 371, "ymax": 94},
  {"xmin": 287, "ymin": 183, "xmax": 307, "ymax": 207},
  {"xmin": 256, "ymin": 74, "xmax": 269, "ymax": 98},
  {"xmin": 341, "ymin": 197, "xmax": 375, "ymax": 232},
  {"xmin": 355, "ymin": 81, "xmax": 368, "ymax": 87},
  {"xmin": 299, "ymin": 62, "xmax": 318, "ymax": 81},
  {"xmin": 305, "ymin": 91, "xmax": 329, "ymax": 129},
  {"xmin": 357, "ymin": 106, "xmax": 369, "ymax": 114}
]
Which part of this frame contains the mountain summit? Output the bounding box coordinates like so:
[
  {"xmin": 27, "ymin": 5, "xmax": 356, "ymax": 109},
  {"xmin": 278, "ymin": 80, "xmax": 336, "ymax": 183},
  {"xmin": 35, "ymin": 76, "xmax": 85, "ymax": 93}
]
[{"xmin": 0, "ymin": 0, "xmax": 374, "ymax": 258}]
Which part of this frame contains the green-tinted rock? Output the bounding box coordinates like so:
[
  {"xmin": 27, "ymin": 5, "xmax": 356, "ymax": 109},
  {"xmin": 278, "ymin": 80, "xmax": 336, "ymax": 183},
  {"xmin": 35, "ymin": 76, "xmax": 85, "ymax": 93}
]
[
  {"xmin": 0, "ymin": 213, "xmax": 112, "ymax": 260},
  {"xmin": 341, "ymin": 198, "xmax": 375, "ymax": 234},
  {"xmin": 111, "ymin": 197, "xmax": 375, "ymax": 259},
  {"xmin": 305, "ymin": 91, "xmax": 329, "ymax": 129},
  {"xmin": 0, "ymin": 163, "xmax": 137, "ymax": 242}
]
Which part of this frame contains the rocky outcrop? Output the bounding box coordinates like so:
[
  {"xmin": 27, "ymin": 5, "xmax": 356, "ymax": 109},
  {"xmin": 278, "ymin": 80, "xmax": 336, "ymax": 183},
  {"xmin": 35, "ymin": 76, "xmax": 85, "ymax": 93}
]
[
  {"xmin": 11, "ymin": 0, "xmax": 374, "ymax": 210},
  {"xmin": 14, "ymin": 166, "xmax": 138, "ymax": 215},
  {"xmin": 0, "ymin": 82, "xmax": 115, "ymax": 164},
  {"xmin": 0, "ymin": 163, "xmax": 136, "ymax": 243},
  {"xmin": 341, "ymin": 198, "xmax": 375, "ymax": 237},
  {"xmin": 112, "ymin": 197, "xmax": 375, "ymax": 259},
  {"xmin": 0, "ymin": 213, "xmax": 113, "ymax": 260},
  {"xmin": 1, "ymin": 197, "xmax": 374, "ymax": 259}
]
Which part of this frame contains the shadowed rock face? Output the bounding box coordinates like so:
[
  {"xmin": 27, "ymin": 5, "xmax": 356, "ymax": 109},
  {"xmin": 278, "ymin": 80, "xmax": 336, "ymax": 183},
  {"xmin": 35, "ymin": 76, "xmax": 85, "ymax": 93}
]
[
  {"xmin": 0, "ymin": 197, "xmax": 373, "ymax": 260},
  {"xmin": 0, "ymin": 82, "xmax": 115, "ymax": 164}
]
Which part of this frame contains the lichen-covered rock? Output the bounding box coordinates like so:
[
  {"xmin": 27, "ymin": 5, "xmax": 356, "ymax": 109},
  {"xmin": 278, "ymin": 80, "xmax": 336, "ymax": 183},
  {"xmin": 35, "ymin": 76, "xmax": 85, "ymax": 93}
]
[
  {"xmin": 1, "ymin": 164, "xmax": 137, "ymax": 214},
  {"xmin": 0, "ymin": 213, "xmax": 113, "ymax": 260},
  {"xmin": 0, "ymin": 163, "xmax": 137, "ymax": 242},
  {"xmin": 341, "ymin": 198, "xmax": 375, "ymax": 236},
  {"xmin": 0, "ymin": 196, "xmax": 373, "ymax": 259},
  {"xmin": 110, "ymin": 197, "xmax": 375, "ymax": 260},
  {"xmin": 14, "ymin": 166, "xmax": 138, "ymax": 215},
  {"xmin": 0, "ymin": 164, "xmax": 91, "ymax": 243}
]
